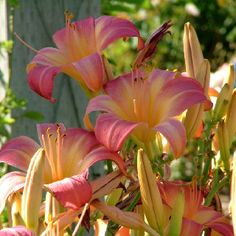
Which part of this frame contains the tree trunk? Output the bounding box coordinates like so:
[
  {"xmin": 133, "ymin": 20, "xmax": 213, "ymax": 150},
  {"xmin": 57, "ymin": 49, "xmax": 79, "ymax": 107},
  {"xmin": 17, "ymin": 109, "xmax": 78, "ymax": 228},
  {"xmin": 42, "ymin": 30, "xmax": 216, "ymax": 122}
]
[{"xmin": 10, "ymin": 0, "xmax": 100, "ymax": 138}]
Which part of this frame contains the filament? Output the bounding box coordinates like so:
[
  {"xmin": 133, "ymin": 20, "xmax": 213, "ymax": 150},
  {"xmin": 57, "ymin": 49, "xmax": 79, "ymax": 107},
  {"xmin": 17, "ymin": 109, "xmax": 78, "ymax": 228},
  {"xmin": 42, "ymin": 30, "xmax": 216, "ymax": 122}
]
[{"xmin": 14, "ymin": 33, "xmax": 38, "ymax": 53}]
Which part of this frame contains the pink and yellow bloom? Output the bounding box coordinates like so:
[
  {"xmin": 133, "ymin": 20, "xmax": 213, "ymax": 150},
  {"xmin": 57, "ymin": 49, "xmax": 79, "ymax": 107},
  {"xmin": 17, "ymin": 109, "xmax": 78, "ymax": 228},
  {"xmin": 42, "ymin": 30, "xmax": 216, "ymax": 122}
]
[
  {"xmin": 158, "ymin": 181, "xmax": 233, "ymax": 236},
  {"xmin": 85, "ymin": 69, "xmax": 206, "ymax": 157},
  {"xmin": 0, "ymin": 123, "xmax": 125, "ymax": 214},
  {"xmin": 27, "ymin": 15, "xmax": 143, "ymax": 102}
]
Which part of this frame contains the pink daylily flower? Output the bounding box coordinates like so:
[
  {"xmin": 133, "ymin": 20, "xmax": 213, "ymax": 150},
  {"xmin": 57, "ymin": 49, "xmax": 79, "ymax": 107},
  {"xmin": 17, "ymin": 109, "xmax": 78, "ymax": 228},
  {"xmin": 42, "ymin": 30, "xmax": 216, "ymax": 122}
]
[
  {"xmin": 85, "ymin": 69, "xmax": 206, "ymax": 157},
  {"xmin": 0, "ymin": 123, "xmax": 125, "ymax": 213},
  {"xmin": 158, "ymin": 181, "xmax": 234, "ymax": 236},
  {"xmin": 27, "ymin": 15, "xmax": 144, "ymax": 102},
  {"xmin": 0, "ymin": 226, "xmax": 34, "ymax": 236}
]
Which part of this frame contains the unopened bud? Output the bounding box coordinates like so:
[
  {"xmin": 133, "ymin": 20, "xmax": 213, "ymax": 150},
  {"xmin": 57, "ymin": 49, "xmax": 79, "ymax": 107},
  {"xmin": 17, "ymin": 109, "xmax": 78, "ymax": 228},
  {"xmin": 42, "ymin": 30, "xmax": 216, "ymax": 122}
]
[
  {"xmin": 22, "ymin": 148, "xmax": 45, "ymax": 232},
  {"xmin": 225, "ymin": 89, "xmax": 236, "ymax": 145},
  {"xmin": 216, "ymin": 120, "xmax": 230, "ymax": 172},
  {"xmin": 183, "ymin": 22, "xmax": 204, "ymax": 78},
  {"xmin": 137, "ymin": 149, "xmax": 163, "ymax": 234}
]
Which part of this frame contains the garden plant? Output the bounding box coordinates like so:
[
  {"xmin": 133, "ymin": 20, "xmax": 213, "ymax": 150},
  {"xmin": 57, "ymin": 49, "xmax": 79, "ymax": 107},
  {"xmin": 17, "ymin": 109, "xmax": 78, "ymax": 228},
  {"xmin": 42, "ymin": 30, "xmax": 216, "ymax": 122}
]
[{"xmin": 0, "ymin": 12, "xmax": 235, "ymax": 236}]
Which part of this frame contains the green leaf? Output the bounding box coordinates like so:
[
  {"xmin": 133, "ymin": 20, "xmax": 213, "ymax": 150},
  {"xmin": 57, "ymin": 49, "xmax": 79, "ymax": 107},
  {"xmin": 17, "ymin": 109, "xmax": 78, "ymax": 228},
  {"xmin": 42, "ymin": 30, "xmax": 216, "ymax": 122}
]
[
  {"xmin": 23, "ymin": 111, "xmax": 44, "ymax": 121},
  {"xmin": 167, "ymin": 190, "xmax": 184, "ymax": 236}
]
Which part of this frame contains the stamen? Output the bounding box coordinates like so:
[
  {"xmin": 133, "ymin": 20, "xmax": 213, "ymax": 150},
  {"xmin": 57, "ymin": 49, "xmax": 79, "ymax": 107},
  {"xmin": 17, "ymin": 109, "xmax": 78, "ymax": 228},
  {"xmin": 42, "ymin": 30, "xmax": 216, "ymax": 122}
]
[
  {"xmin": 64, "ymin": 10, "xmax": 74, "ymax": 28},
  {"xmin": 14, "ymin": 33, "xmax": 38, "ymax": 53},
  {"xmin": 42, "ymin": 133, "xmax": 57, "ymax": 180},
  {"xmin": 56, "ymin": 126, "xmax": 63, "ymax": 179}
]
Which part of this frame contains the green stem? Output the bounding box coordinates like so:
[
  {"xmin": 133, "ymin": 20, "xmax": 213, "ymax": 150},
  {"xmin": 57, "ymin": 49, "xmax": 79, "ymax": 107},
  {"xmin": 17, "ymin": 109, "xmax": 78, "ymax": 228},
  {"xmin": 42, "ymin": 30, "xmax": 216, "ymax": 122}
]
[
  {"xmin": 126, "ymin": 191, "xmax": 141, "ymax": 212},
  {"xmin": 204, "ymin": 176, "xmax": 229, "ymax": 206}
]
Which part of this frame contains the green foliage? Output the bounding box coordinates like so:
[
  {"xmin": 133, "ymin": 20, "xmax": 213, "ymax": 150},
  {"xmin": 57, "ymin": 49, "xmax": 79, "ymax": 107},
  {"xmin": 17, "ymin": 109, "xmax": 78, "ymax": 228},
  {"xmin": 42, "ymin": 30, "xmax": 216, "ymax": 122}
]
[
  {"xmin": 0, "ymin": 88, "xmax": 26, "ymax": 145},
  {"xmin": 7, "ymin": 0, "xmax": 20, "ymax": 7},
  {"xmin": 0, "ymin": 87, "xmax": 44, "ymax": 146}
]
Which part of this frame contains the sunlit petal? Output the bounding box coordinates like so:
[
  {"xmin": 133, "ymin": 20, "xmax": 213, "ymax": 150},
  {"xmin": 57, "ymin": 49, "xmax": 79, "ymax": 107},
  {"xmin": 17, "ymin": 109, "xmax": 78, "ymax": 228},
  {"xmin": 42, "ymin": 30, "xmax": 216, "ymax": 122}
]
[
  {"xmin": 95, "ymin": 16, "xmax": 143, "ymax": 51},
  {"xmin": 73, "ymin": 53, "xmax": 104, "ymax": 92},
  {"xmin": 0, "ymin": 171, "xmax": 25, "ymax": 213},
  {"xmin": 0, "ymin": 136, "xmax": 39, "ymax": 171},
  {"xmin": 94, "ymin": 114, "xmax": 141, "ymax": 152},
  {"xmin": 154, "ymin": 76, "xmax": 206, "ymax": 121}
]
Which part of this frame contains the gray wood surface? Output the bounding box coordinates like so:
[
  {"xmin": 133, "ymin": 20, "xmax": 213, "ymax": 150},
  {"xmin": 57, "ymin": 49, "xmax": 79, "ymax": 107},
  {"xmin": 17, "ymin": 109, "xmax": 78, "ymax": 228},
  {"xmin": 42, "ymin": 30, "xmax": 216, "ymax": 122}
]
[{"xmin": 10, "ymin": 0, "xmax": 100, "ymax": 139}]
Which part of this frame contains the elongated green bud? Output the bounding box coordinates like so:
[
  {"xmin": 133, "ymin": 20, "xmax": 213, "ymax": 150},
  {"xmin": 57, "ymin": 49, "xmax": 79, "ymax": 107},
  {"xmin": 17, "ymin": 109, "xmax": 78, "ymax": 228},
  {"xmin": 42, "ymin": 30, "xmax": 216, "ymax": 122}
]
[
  {"xmin": 137, "ymin": 149, "xmax": 163, "ymax": 235},
  {"xmin": 225, "ymin": 89, "xmax": 236, "ymax": 145},
  {"xmin": 183, "ymin": 60, "xmax": 210, "ymax": 138},
  {"xmin": 214, "ymin": 65, "xmax": 235, "ymax": 121},
  {"xmin": 183, "ymin": 22, "xmax": 210, "ymax": 138},
  {"xmin": 217, "ymin": 120, "xmax": 230, "ymax": 172},
  {"xmin": 183, "ymin": 22, "xmax": 204, "ymax": 78},
  {"xmin": 22, "ymin": 148, "xmax": 45, "ymax": 232}
]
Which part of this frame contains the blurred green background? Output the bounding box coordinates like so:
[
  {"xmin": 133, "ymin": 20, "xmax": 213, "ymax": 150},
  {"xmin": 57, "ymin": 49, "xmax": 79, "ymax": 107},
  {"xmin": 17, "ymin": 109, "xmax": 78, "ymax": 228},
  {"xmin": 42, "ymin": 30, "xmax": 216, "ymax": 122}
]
[{"xmin": 102, "ymin": 0, "xmax": 236, "ymax": 74}]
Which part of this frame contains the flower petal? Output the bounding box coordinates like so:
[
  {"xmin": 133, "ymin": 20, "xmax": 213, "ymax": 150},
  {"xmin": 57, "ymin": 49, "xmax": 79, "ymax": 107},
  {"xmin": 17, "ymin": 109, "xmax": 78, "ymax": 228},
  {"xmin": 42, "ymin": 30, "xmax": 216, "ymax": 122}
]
[
  {"xmin": 27, "ymin": 65, "xmax": 60, "ymax": 103},
  {"xmin": 95, "ymin": 16, "xmax": 143, "ymax": 51},
  {"xmin": 0, "ymin": 226, "xmax": 35, "ymax": 236},
  {"xmin": 85, "ymin": 95, "xmax": 125, "ymax": 122},
  {"xmin": 180, "ymin": 218, "xmax": 203, "ymax": 236},
  {"xmin": 94, "ymin": 113, "xmax": 140, "ymax": 152},
  {"xmin": 45, "ymin": 175, "xmax": 92, "ymax": 210},
  {"xmin": 79, "ymin": 146, "xmax": 126, "ymax": 175},
  {"xmin": 28, "ymin": 47, "xmax": 68, "ymax": 67},
  {"xmin": 0, "ymin": 171, "xmax": 26, "ymax": 213},
  {"xmin": 53, "ymin": 17, "xmax": 97, "ymax": 59},
  {"xmin": 60, "ymin": 128, "xmax": 100, "ymax": 176},
  {"xmin": 154, "ymin": 76, "xmax": 206, "ymax": 122},
  {"xmin": 206, "ymin": 217, "xmax": 234, "ymax": 236},
  {"xmin": 73, "ymin": 53, "xmax": 104, "ymax": 92},
  {"xmin": 155, "ymin": 118, "xmax": 186, "ymax": 157},
  {"xmin": 0, "ymin": 136, "xmax": 39, "ymax": 171}
]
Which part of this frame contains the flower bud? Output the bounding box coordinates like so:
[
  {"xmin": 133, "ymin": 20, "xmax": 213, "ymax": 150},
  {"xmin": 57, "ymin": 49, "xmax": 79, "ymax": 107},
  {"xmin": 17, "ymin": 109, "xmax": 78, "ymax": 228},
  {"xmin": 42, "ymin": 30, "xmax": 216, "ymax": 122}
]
[
  {"xmin": 183, "ymin": 22, "xmax": 203, "ymax": 78},
  {"xmin": 214, "ymin": 65, "xmax": 235, "ymax": 121},
  {"xmin": 183, "ymin": 60, "xmax": 210, "ymax": 138},
  {"xmin": 216, "ymin": 120, "xmax": 230, "ymax": 172},
  {"xmin": 22, "ymin": 148, "xmax": 45, "ymax": 232},
  {"xmin": 10, "ymin": 192, "xmax": 24, "ymax": 227},
  {"xmin": 183, "ymin": 23, "xmax": 211, "ymax": 138},
  {"xmin": 137, "ymin": 149, "xmax": 163, "ymax": 234},
  {"xmin": 225, "ymin": 89, "xmax": 236, "ymax": 145}
]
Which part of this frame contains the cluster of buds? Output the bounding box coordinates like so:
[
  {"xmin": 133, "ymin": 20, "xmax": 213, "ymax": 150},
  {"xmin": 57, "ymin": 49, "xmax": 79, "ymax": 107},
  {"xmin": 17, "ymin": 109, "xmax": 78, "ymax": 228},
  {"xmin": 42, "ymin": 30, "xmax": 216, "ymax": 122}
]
[{"xmin": 0, "ymin": 13, "xmax": 235, "ymax": 236}]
